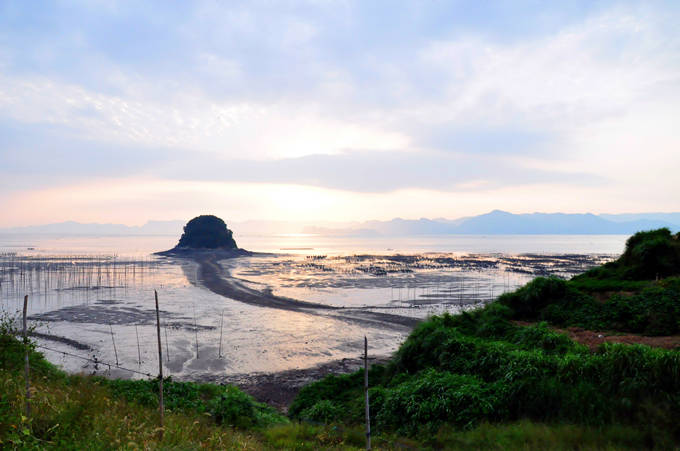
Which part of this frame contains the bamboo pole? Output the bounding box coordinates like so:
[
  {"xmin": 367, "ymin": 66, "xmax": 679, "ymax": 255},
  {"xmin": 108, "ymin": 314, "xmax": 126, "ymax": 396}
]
[
  {"xmin": 364, "ymin": 336, "xmax": 371, "ymax": 450},
  {"xmin": 155, "ymin": 290, "xmax": 164, "ymax": 440},
  {"xmin": 23, "ymin": 295, "xmax": 30, "ymax": 420}
]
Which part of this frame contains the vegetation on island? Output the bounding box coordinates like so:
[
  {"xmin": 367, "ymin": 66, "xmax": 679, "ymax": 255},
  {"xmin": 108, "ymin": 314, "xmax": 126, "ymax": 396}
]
[
  {"xmin": 1, "ymin": 228, "xmax": 679, "ymax": 449},
  {"xmin": 175, "ymin": 215, "xmax": 238, "ymax": 250}
]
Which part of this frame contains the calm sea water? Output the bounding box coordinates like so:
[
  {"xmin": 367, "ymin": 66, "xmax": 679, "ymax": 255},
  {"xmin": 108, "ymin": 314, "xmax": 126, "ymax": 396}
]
[{"xmin": 0, "ymin": 233, "xmax": 628, "ymax": 256}]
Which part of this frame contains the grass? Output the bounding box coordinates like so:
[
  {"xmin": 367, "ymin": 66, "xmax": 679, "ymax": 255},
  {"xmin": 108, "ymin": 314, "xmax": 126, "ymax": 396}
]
[
  {"xmin": 0, "ymin": 367, "xmax": 264, "ymax": 449},
  {"xmin": 434, "ymin": 421, "xmax": 649, "ymax": 450}
]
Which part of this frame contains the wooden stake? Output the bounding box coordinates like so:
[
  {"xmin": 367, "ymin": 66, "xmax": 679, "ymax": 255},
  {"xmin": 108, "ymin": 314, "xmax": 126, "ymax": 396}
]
[
  {"xmin": 193, "ymin": 302, "xmax": 199, "ymax": 359},
  {"xmin": 364, "ymin": 335, "xmax": 371, "ymax": 450},
  {"xmin": 109, "ymin": 323, "xmax": 119, "ymax": 366},
  {"xmin": 135, "ymin": 325, "xmax": 142, "ymax": 365},
  {"xmin": 23, "ymin": 295, "xmax": 30, "ymax": 420},
  {"xmin": 218, "ymin": 309, "xmax": 224, "ymax": 358},
  {"xmin": 164, "ymin": 324, "xmax": 170, "ymax": 363},
  {"xmin": 155, "ymin": 290, "xmax": 164, "ymax": 440}
]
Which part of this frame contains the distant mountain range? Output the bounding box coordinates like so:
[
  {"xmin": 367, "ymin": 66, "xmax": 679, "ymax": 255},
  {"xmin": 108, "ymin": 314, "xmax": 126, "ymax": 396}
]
[
  {"xmin": 1, "ymin": 211, "xmax": 679, "ymax": 236},
  {"xmin": 0, "ymin": 220, "xmax": 186, "ymax": 236},
  {"xmin": 303, "ymin": 211, "xmax": 680, "ymax": 236}
]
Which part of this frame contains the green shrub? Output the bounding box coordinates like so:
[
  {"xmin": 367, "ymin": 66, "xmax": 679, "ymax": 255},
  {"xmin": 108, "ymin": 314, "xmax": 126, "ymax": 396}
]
[
  {"xmin": 573, "ymin": 228, "xmax": 680, "ymax": 283},
  {"xmin": 511, "ymin": 322, "xmax": 581, "ymax": 354},
  {"xmin": 377, "ymin": 370, "xmax": 495, "ymax": 435},
  {"xmin": 206, "ymin": 385, "xmax": 257, "ymax": 427},
  {"xmin": 619, "ymin": 229, "xmax": 680, "ymax": 279},
  {"xmin": 498, "ymin": 277, "xmax": 569, "ymax": 319},
  {"xmin": 289, "ymin": 371, "xmax": 363, "ymax": 420},
  {"xmin": 299, "ymin": 400, "xmax": 344, "ymax": 424},
  {"xmin": 105, "ymin": 377, "xmax": 284, "ymax": 428}
]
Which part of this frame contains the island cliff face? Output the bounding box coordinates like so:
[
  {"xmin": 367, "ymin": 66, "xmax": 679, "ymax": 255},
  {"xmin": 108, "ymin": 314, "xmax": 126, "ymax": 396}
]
[{"xmin": 175, "ymin": 215, "xmax": 238, "ymax": 249}]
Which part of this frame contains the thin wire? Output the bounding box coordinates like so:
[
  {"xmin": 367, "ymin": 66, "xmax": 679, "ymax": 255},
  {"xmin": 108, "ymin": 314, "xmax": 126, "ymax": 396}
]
[{"xmin": 34, "ymin": 344, "xmax": 153, "ymax": 377}]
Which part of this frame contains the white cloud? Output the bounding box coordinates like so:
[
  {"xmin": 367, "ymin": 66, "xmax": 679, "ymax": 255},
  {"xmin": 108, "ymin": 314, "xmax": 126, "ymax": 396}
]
[
  {"xmin": 0, "ymin": 75, "xmax": 408, "ymax": 159},
  {"xmin": 414, "ymin": 8, "xmax": 678, "ymax": 132}
]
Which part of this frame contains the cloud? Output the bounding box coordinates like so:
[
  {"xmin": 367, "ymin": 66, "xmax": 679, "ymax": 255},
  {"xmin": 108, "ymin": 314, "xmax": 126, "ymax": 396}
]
[
  {"xmin": 157, "ymin": 149, "xmax": 602, "ymax": 193},
  {"xmin": 1, "ymin": 1, "xmax": 679, "ymax": 222},
  {"xmin": 0, "ymin": 75, "xmax": 408, "ymax": 162}
]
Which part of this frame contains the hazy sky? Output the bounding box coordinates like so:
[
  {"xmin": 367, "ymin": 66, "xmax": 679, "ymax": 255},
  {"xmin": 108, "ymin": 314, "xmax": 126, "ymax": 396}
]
[{"xmin": 1, "ymin": 0, "xmax": 679, "ymax": 226}]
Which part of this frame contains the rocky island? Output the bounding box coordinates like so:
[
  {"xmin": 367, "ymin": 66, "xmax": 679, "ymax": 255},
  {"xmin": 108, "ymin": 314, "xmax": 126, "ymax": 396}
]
[{"xmin": 156, "ymin": 215, "xmax": 250, "ymax": 257}]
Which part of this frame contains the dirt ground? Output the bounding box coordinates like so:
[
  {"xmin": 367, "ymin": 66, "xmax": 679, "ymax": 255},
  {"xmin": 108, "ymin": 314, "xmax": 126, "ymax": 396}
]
[
  {"xmin": 559, "ymin": 326, "xmax": 680, "ymax": 350},
  {"xmin": 514, "ymin": 321, "xmax": 680, "ymax": 350}
]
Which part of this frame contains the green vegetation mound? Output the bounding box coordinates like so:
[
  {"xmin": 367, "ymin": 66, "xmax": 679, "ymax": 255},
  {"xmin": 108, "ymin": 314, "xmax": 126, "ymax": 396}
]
[
  {"xmin": 582, "ymin": 228, "xmax": 680, "ymax": 281},
  {"xmin": 290, "ymin": 229, "xmax": 680, "ymax": 447},
  {"xmin": 495, "ymin": 228, "xmax": 680, "ymax": 335},
  {"xmin": 176, "ymin": 215, "xmax": 238, "ymax": 250}
]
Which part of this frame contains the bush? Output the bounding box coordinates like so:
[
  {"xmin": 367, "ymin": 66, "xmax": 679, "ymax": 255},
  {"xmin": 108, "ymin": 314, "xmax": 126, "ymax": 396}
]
[
  {"xmin": 299, "ymin": 400, "xmax": 344, "ymax": 424},
  {"xmin": 512, "ymin": 322, "xmax": 581, "ymax": 354},
  {"xmin": 498, "ymin": 277, "xmax": 569, "ymax": 319},
  {"xmin": 377, "ymin": 370, "xmax": 495, "ymax": 435},
  {"xmin": 206, "ymin": 385, "xmax": 257, "ymax": 427},
  {"xmin": 289, "ymin": 371, "xmax": 363, "ymax": 420},
  {"xmin": 105, "ymin": 377, "xmax": 284, "ymax": 428},
  {"xmin": 619, "ymin": 229, "xmax": 680, "ymax": 279}
]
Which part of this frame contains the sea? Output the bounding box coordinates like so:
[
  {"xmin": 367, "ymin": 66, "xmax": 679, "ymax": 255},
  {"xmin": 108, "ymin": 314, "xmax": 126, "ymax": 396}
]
[{"xmin": 0, "ymin": 233, "xmax": 627, "ymax": 380}]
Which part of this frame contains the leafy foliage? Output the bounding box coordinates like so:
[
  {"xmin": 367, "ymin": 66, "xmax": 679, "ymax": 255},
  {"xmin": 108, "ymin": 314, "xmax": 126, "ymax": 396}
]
[
  {"xmin": 575, "ymin": 228, "xmax": 680, "ymax": 282},
  {"xmin": 299, "ymin": 399, "xmax": 345, "ymax": 424},
  {"xmin": 498, "ymin": 276, "xmax": 680, "ymax": 335},
  {"xmin": 496, "ymin": 229, "xmax": 680, "ymax": 335},
  {"xmin": 619, "ymin": 228, "xmax": 680, "ymax": 279},
  {"xmin": 104, "ymin": 377, "xmax": 284, "ymax": 428},
  {"xmin": 376, "ymin": 370, "xmax": 494, "ymax": 435}
]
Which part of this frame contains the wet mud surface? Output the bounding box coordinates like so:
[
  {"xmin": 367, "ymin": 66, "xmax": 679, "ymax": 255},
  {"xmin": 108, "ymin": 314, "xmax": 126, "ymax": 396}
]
[
  {"xmin": 29, "ymin": 331, "xmax": 93, "ymax": 350},
  {"xmin": 233, "ymin": 253, "xmax": 611, "ymax": 289},
  {"xmin": 190, "ymin": 253, "xmax": 420, "ymax": 331},
  {"xmin": 29, "ymin": 304, "xmax": 215, "ymax": 331},
  {"xmin": 195, "ymin": 254, "xmax": 336, "ymax": 312}
]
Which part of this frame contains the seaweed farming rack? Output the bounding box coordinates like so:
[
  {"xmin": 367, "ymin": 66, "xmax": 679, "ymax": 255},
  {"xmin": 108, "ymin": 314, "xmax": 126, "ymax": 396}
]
[{"xmin": 0, "ymin": 253, "xmax": 161, "ymax": 312}]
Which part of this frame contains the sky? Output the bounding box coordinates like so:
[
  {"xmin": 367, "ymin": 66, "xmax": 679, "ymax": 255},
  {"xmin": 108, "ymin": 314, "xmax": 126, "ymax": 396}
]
[{"xmin": 1, "ymin": 0, "xmax": 679, "ymax": 227}]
